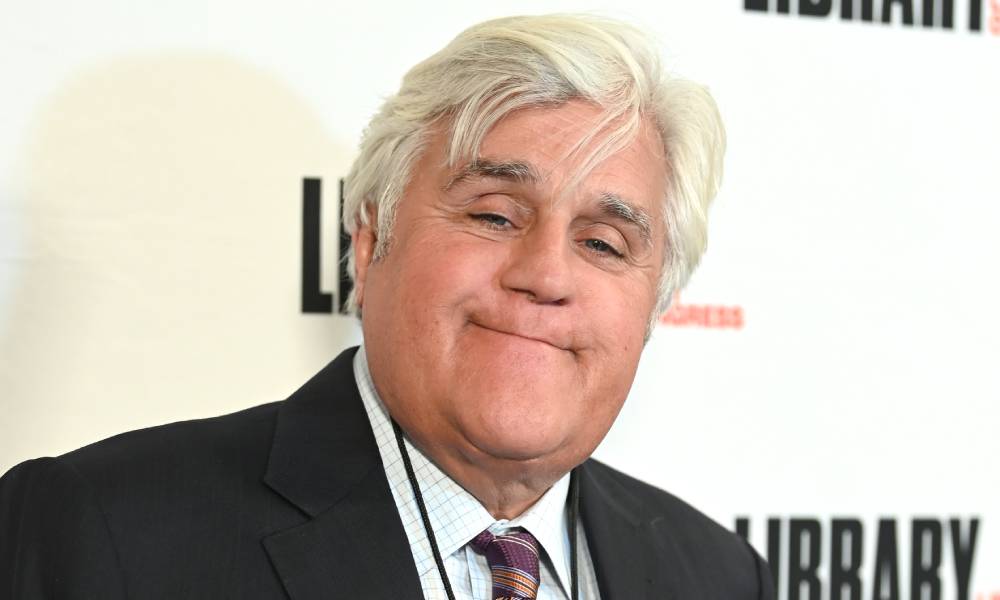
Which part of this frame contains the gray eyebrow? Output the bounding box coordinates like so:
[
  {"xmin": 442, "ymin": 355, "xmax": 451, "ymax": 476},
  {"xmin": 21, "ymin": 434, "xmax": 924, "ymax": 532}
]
[
  {"xmin": 443, "ymin": 159, "xmax": 540, "ymax": 191},
  {"xmin": 444, "ymin": 162, "xmax": 653, "ymax": 245},
  {"xmin": 598, "ymin": 192, "xmax": 653, "ymax": 246}
]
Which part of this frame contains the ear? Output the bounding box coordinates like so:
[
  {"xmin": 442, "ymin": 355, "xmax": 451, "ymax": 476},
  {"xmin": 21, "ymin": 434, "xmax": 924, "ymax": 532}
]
[{"xmin": 351, "ymin": 216, "xmax": 377, "ymax": 309}]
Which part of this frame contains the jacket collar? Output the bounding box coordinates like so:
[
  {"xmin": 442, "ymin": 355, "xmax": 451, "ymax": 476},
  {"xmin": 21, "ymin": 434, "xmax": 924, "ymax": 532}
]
[
  {"xmin": 578, "ymin": 460, "xmax": 683, "ymax": 600},
  {"xmin": 261, "ymin": 347, "xmax": 424, "ymax": 600},
  {"xmin": 263, "ymin": 347, "xmax": 374, "ymax": 517}
]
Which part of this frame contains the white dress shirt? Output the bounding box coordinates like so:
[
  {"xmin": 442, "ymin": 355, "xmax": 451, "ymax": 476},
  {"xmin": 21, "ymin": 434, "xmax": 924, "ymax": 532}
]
[{"xmin": 353, "ymin": 346, "xmax": 602, "ymax": 600}]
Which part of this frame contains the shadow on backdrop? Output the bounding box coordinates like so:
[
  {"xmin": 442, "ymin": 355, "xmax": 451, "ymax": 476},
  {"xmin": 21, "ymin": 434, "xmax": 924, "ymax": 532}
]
[{"xmin": 1, "ymin": 53, "xmax": 360, "ymax": 470}]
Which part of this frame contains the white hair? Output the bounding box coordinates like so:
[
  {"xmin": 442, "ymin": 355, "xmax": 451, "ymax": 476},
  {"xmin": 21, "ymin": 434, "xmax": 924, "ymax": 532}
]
[{"xmin": 342, "ymin": 13, "xmax": 726, "ymax": 320}]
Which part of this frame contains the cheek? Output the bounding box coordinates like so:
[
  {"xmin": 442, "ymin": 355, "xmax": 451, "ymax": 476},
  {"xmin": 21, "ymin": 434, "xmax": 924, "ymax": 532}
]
[
  {"xmin": 582, "ymin": 274, "xmax": 656, "ymax": 348},
  {"xmin": 573, "ymin": 276, "xmax": 653, "ymax": 406},
  {"xmin": 388, "ymin": 232, "xmax": 506, "ymax": 322}
]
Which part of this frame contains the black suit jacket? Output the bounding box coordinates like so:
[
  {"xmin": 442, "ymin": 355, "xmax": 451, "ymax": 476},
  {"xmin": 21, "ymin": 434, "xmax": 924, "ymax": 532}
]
[{"xmin": 1, "ymin": 347, "xmax": 773, "ymax": 599}]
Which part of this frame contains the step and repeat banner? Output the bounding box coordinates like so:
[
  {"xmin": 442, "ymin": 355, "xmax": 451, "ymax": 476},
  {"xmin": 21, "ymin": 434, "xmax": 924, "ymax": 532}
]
[{"xmin": 1, "ymin": 1, "xmax": 998, "ymax": 598}]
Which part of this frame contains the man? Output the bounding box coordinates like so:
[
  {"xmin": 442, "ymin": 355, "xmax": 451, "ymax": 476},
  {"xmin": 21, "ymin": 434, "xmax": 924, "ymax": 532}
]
[{"xmin": 1, "ymin": 14, "xmax": 773, "ymax": 600}]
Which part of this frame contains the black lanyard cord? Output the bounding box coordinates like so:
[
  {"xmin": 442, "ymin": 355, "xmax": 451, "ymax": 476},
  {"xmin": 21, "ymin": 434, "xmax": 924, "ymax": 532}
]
[
  {"xmin": 391, "ymin": 418, "xmax": 580, "ymax": 600},
  {"xmin": 393, "ymin": 418, "xmax": 457, "ymax": 600},
  {"xmin": 567, "ymin": 468, "xmax": 580, "ymax": 600}
]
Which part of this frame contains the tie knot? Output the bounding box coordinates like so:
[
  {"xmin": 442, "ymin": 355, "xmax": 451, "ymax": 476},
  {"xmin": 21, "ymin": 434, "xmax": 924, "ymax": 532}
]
[{"xmin": 471, "ymin": 528, "xmax": 541, "ymax": 600}]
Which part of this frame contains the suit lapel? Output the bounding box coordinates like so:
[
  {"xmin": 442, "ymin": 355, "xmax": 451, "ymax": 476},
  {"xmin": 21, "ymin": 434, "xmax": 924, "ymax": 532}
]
[
  {"xmin": 261, "ymin": 348, "xmax": 423, "ymax": 600},
  {"xmin": 578, "ymin": 461, "xmax": 681, "ymax": 600}
]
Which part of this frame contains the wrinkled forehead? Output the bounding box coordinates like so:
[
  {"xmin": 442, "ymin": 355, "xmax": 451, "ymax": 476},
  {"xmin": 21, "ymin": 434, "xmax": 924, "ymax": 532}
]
[
  {"xmin": 441, "ymin": 100, "xmax": 667, "ymax": 207},
  {"xmin": 431, "ymin": 102, "xmax": 668, "ymax": 254}
]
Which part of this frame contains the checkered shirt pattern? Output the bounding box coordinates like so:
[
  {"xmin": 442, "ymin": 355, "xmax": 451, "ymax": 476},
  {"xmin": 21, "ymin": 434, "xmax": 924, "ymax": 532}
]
[{"xmin": 353, "ymin": 346, "xmax": 601, "ymax": 600}]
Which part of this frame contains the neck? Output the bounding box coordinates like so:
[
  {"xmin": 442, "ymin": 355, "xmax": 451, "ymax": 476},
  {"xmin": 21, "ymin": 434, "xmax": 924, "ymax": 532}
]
[
  {"xmin": 398, "ymin": 423, "xmax": 568, "ymax": 520},
  {"xmin": 446, "ymin": 460, "xmax": 553, "ymax": 520}
]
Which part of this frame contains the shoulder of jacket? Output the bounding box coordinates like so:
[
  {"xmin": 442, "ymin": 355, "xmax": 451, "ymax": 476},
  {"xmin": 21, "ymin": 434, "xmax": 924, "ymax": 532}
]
[
  {"xmin": 31, "ymin": 401, "xmax": 283, "ymax": 499},
  {"xmin": 582, "ymin": 458, "xmax": 770, "ymax": 598}
]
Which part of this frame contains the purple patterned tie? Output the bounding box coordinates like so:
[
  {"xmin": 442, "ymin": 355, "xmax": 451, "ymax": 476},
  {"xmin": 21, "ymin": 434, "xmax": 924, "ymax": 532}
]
[{"xmin": 471, "ymin": 529, "xmax": 541, "ymax": 600}]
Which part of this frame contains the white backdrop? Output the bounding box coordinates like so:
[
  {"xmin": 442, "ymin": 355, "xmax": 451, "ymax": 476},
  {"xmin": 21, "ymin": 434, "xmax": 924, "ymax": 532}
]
[{"xmin": 2, "ymin": 2, "xmax": 998, "ymax": 598}]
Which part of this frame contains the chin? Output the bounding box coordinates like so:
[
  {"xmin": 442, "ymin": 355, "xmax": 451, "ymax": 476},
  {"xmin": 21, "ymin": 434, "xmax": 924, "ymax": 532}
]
[
  {"xmin": 453, "ymin": 390, "xmax": 578, "ymax": 464},
  {"xmin": 463, "ymin": 427, "xmax": 567, "ymax": 464}
]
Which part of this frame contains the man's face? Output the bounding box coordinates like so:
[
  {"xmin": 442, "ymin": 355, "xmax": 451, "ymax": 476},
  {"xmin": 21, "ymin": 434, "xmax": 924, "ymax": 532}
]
[{"xmin": 354, "ymin": 100, "xmax": 667, "ymax": 479}]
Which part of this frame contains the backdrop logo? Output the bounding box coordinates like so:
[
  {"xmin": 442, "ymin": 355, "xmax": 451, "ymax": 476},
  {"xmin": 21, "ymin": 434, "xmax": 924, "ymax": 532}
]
[
  {"xmin": 301, "ymin": 177, "xmax": 352, "ymax": 314},
  {"xmin": 735, "ymin": 516, "xmax": 984, "ymax": 600},
  {"xmin": 659, "ymin": 293, "xmax": 744, "ymax": 329},
  {"xmin": 745, "ymin": 0, "xmax": 1000, "ymax": 34}
]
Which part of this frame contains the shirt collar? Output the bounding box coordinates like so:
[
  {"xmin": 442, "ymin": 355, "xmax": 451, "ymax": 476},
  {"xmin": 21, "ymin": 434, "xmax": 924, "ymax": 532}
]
[
  {"xmin": 353, "ymin": 345, "xmax": 574, "ymax": 595},
  {"xmin": 495, "ymin": 472, "xmax": 573, "ymax": 595}
]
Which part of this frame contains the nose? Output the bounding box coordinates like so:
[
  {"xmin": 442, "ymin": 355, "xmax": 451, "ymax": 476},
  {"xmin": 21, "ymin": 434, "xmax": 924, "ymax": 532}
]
[{"xmin": 499, "ymin": 221, "xmax": 575, "ymax": 306}]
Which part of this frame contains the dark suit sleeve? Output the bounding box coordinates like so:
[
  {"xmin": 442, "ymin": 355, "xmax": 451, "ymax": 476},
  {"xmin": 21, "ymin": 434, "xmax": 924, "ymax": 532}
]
[
  {"xmin": 744, "ymin": 538, "xmax": 776, "ymax": 600},
  {"xmin": 0, "ymin": 458, "xmax": 128, "ymax": 599}
]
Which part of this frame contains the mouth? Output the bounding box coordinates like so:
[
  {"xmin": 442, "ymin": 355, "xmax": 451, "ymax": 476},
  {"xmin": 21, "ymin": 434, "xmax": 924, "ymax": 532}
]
[{"xmin": 468, "ymin": 320, "xmax": 573, "ymax": 354}]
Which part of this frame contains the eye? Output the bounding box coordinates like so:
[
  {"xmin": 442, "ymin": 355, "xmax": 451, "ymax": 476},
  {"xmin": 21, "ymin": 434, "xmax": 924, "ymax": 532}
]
[
  {"xmin": 583, "ymin": 238, "xmax": 625, "ymax": 259},
  {"xmin": 471, "ymin": 213, "xmax": 513, "ymax": 230}
]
